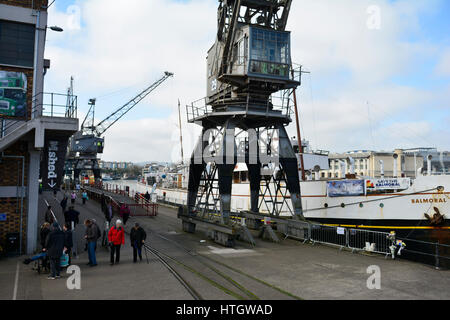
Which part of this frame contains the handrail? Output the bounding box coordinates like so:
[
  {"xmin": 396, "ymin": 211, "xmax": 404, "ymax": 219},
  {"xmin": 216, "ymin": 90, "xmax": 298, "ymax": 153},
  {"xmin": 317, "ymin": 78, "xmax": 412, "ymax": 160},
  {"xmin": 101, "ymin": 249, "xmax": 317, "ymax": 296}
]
[{"xmin": 1, "ymin": 91, "xmax": 77, "ymax": 140}]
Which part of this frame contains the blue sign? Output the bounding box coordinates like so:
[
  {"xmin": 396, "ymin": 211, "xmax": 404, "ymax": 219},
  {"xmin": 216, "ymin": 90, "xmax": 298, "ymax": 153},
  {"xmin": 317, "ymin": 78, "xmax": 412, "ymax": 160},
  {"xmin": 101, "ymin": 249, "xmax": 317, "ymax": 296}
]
[
  {"xmin": 0, "ymin": 213, "xmax": 6, "ymax": 222},
  {"xmin": 327, "ymin": 180, "xmax": 365, "ymax": 197}
]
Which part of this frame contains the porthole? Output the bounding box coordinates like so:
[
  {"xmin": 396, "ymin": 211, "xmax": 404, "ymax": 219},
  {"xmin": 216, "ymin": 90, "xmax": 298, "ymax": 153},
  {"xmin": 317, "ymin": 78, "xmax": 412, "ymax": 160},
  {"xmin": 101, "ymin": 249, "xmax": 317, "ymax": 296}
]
[
  {"xmin": 380, "ymin": 203, "xmax": 384, "ymax": 208},
  {"xmin": 359, "ymin": 203, "xmax": 364, "ymax": 208},
  {"xmin": 324, "ymin": 203, "xmax": 329, "ymax": 208},
  {"xmin": 341, "ymin": 203, "xmax": 346, "ymax": 208}
]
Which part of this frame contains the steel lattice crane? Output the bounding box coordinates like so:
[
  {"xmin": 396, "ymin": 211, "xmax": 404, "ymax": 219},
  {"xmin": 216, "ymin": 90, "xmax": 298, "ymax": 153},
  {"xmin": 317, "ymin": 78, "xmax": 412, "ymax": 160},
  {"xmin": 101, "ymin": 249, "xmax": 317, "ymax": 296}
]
[{"xmin": 65, "ymin": 71, "xmax": 174, "ymax": 184}]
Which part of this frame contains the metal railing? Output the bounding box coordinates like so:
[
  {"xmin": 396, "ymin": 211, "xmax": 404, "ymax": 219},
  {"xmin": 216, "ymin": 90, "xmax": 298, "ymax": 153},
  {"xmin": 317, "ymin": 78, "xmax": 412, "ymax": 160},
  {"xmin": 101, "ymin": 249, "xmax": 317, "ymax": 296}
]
[
  {"xmin": 287, "ymin": 223, "xmax": 394, "ymax": 257},
  {"xmin": 37, "ymin": 92, "xmax": 77, "ymax": 118},
  {"xmin": 186, "ymin": 92, "xmax": 293, "ymax": 123},
  {"xmin": 1, "ymin": 91, "xmax": 77, "ymax": 140},
  {"xmin": 395, "ymin": 237, "xmax": 450, "ymax": 269}
]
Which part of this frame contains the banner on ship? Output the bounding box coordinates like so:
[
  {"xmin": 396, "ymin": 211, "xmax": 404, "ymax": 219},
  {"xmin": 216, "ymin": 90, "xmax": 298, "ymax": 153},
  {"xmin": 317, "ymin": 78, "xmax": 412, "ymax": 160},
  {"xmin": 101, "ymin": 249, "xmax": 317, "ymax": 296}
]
[
  {"xmin": 327, "ymin": 180, "xmax": 365, "ymax": 197},
  {"xmin": 365, "ymin": 178, "xmax": 410, "ymax": 191}
]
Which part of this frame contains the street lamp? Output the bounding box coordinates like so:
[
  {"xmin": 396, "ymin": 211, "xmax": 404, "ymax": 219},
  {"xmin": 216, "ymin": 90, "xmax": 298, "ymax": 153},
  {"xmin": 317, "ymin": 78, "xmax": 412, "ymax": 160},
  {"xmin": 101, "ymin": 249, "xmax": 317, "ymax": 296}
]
[
  {"xmin": 49, "ymin": 26, "xmax": 64, "ymax": 32},
  {"xmin": 37, "ymin": 26, "xmax": 64, "ymax": 32}
]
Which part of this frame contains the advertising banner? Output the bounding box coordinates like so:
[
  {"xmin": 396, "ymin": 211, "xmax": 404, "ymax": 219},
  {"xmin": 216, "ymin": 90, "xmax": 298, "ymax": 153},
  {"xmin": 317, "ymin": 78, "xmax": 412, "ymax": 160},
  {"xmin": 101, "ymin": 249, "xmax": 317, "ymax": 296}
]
[
  {"xmin": 327, "ymin": 180, "xmax": 365, "ymax": 197},
  {"xmin": 0, "ymin": 71, "xmax": 27, "ymax": 118},
  {"xmin": 366, "ymin": 178, "xmax": 410, "ymax": 191},
  {"xmin": 40, "ymin": 136, "xmax": 69, "ymax": 191}
]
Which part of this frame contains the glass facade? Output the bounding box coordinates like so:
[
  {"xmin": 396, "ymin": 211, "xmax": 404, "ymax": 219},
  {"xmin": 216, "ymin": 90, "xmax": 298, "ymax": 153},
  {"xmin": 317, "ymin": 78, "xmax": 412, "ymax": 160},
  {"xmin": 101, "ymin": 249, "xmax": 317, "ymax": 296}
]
[
  {"xmin": 0, "ymin": 20, "xmax": 35, "ymax": 68},
  {"xmin": 249, "ymin": 27, "xmax": 290, "ymax": 78}
]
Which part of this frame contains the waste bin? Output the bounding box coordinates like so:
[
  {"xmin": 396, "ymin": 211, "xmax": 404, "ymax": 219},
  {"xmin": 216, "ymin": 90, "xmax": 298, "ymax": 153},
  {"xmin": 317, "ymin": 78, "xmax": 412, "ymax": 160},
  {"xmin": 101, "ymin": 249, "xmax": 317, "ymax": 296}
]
[{"xmin": 6, "ymin": 233, "xmax": 20, "ymax": 256}]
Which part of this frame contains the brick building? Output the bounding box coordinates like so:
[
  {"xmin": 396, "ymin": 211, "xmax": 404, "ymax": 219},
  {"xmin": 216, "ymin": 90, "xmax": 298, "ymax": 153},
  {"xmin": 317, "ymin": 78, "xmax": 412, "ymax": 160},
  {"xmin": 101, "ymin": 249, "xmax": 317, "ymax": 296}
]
[{"xmin": 0, "ymin": 0, "xmax": 78, "ymax": 254}]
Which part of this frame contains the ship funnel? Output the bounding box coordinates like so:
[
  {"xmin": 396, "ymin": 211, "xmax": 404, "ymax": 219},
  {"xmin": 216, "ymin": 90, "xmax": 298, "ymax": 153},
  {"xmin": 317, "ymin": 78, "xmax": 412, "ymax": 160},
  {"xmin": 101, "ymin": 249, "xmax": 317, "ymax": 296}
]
[
  {"xmin": 427, "ymin": 155, "xmax": 433, "ymax": 176},
  {"xmin": 379, "ymin": 160, "xmax": 384, "ymax": 178},
  {"xmin": 417, "ymin": 167, "xmax": 423, "ymax": 177},
  {"xmin": 340, "ymin": 160, "xmax": 347, "ymax": 178},
  {"xmin": 393, "ymin": 153, "xmax": 398, "ymax": 178}
]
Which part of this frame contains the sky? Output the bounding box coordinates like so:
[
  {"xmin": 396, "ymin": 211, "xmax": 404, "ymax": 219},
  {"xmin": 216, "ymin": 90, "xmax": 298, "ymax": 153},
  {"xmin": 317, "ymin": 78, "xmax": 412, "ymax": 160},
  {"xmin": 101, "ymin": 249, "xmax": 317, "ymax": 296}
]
[{"xmin": 43, "ymin": 0, "xmax": 450, "ymax": 163}]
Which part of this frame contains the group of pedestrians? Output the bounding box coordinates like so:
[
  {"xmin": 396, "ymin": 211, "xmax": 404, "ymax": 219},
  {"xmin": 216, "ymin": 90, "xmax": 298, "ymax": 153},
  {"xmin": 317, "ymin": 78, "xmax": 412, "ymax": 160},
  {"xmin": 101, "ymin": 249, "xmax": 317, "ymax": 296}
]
[
  {"xmin": 26, "ymin": 189, "xmax": 148, "ymax": 280},
  {"xmin": 25, "ymin": 221, "xmax": 74, "ymax": 280}
]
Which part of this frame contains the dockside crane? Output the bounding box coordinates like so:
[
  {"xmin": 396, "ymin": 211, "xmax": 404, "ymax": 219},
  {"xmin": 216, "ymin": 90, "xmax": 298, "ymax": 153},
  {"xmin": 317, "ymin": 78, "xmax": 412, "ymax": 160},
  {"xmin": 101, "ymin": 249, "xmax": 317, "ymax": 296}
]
[{"xmin": 66, "ymin": 71, "xmax": 174, "ymax": 184}]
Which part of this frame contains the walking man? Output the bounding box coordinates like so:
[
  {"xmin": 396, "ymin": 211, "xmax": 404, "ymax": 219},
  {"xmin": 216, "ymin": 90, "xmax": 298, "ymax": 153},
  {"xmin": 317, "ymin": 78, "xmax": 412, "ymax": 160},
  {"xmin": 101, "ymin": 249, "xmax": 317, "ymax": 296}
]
[
  {"xmin": 84, "ymin": 219, "xmax": 98, "ymax": 267},
  {"xmin": 44, "ymin": 206, "xmax": 54, "ymax": 224},
  {"xmin": 64, "ymin": 206, "xmax": 80, "ymax": 230},
  {"xmin": 60, "ymin": 195, "xmax": 68, "ymax": 214},
  {"xmin": 108, "ymin": 219, "xmax": 125, "ymax": 265},
  {"xmin": 44, "ymin": 223, "xmax": 65, "ymax": 280},
  {"xmin": 130, "ymin": 223, "xmax": 147, "ymax": 263},
  {"xmin": 63, "ymin": 224, "xmax": 73, "ymax": 265}
]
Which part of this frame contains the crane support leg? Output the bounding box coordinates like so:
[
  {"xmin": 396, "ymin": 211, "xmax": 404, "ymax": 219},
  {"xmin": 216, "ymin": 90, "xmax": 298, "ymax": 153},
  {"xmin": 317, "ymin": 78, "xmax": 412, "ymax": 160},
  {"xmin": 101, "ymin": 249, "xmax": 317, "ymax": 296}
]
[{"xmin": 277, "ymin": 124, "xmax": 304, "ymax": 219}]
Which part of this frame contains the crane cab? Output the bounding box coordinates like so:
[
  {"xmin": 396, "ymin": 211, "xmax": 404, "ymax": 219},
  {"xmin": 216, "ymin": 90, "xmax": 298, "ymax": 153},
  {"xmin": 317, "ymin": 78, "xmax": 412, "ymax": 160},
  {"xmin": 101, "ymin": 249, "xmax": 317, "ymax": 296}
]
[{"xmin": 207, "ymin": 24, "xmax": 297, "ymax": 105}]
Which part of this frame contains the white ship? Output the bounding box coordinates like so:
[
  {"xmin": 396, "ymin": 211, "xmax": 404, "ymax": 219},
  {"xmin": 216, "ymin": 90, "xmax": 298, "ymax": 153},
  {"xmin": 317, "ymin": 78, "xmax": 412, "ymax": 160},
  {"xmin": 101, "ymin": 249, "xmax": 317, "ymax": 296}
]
[{"xmin": 105, "ymin": 142, "xmax": 449, "ymax": 246}]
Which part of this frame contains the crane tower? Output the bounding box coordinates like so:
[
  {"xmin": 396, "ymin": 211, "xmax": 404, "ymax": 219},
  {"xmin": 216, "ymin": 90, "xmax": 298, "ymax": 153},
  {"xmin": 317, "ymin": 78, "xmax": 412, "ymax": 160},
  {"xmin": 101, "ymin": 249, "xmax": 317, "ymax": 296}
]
[{"xmin": 185, "ymin": 0, "xmax": 303, "ymax": 227}]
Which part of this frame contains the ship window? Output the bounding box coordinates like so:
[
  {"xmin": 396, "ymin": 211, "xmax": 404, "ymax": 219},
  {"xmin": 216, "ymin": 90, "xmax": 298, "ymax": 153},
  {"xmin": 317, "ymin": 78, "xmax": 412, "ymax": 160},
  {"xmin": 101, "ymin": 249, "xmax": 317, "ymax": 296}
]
[
  {"xmin": 240, "ymin": 171, "xmax": 248, "ymax": 182},
  {"xmin": 233, "ymin": 172, "xmax": 240, "ymax": 183}
]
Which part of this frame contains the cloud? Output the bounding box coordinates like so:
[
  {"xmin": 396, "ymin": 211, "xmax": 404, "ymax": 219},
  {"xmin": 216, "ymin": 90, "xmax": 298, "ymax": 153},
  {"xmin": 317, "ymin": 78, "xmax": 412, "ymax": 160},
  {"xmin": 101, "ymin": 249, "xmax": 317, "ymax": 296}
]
[
  {"xmin": 435, "ymin": 48, "xmax": 450, "ymax": 76},
  {"xmin": 43, "ymin": 0, "xmax": 449, "ymax": 163}
]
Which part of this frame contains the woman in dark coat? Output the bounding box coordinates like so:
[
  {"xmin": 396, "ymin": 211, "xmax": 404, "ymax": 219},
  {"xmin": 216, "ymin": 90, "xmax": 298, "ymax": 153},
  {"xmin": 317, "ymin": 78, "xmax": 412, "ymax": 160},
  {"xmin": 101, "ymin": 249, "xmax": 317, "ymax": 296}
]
[
  {"xmin": 40, "ymin": 222, "xmax": 51, "ymax": 249},
  {"xmin": 44, "ymin": 223, "xmax": 65, "ymax": 279}
]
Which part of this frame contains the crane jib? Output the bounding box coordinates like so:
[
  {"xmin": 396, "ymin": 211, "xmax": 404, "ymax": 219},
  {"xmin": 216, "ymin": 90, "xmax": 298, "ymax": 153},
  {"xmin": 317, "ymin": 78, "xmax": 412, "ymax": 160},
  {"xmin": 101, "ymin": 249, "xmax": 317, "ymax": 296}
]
[{"xmin": 94, "ymin": 72, "xmax": 174, "ymax": 136}]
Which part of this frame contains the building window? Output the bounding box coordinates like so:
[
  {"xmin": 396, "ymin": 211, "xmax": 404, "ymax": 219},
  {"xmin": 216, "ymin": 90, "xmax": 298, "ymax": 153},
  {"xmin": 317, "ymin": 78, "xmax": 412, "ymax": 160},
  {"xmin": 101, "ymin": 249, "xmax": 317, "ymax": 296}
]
[{"xmin": 0, "ymin": 20, "xmax": 35, "ymax": 68}]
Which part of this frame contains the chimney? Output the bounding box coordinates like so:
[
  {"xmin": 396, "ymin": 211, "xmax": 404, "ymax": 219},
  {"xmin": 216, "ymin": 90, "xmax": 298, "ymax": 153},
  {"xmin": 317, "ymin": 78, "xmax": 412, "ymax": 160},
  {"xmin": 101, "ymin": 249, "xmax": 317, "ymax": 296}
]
[
  {"xmin": 340, "ymin": 160, "xmax": 347, "ymax": 178},
  {"xmin": 393, "ymin": 154, "xmax": 398, "ymax": 178},
  {"xmin": 348, "ymin": 157, "xmax": 355, "ymax": 175},
  {"xmin": 427, "ymin": 155, "xmax": 432, "ymax": 176},
  {"xmin": 379, "ymin": 160, "xmax": 384, "ymax": 178}
]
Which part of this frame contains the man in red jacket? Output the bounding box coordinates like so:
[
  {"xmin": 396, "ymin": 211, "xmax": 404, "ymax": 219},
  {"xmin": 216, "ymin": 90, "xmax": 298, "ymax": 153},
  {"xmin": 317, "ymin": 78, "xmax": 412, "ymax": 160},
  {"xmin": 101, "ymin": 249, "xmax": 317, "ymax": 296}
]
[{"xmin": 108, "ymin": 219, "xmax": 125, "ymax": 265}]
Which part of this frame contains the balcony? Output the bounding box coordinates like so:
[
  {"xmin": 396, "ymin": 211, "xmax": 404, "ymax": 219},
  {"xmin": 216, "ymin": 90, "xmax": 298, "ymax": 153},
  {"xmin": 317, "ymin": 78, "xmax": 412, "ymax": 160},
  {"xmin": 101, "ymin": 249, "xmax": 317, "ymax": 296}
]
[{"xmin": 0, "ymin": 92, "xmax": 79, "ymax": 151}]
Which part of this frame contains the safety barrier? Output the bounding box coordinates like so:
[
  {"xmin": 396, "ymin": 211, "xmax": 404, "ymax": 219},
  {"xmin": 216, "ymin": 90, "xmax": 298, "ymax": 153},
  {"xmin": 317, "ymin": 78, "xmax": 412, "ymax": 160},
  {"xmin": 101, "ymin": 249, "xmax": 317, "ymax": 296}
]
[
  {"xmin": 282, "ymin": 222, "xmax": 393, "ymax": 257},
  {"xmin": 395, "ymin": 237, "xmax": 450, "ymax": 270},
  {"xmin": 83, "ymin": 186, "xmax": 159, "ymax": 217},
  {"xmin": 310, "ymin": 224, "xmax": 348, "ymax": 249}
]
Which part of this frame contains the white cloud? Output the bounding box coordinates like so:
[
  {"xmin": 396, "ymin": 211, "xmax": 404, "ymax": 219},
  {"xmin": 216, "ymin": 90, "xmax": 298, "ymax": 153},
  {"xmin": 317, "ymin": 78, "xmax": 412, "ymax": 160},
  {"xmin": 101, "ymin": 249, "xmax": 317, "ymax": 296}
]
[
  {"xmin": 435, "ymin": 48, "xmax": 450, "ymax": 76},
  {"xmin": 43, "ymin": 0, "xmax": 449, "ymax": 162}
]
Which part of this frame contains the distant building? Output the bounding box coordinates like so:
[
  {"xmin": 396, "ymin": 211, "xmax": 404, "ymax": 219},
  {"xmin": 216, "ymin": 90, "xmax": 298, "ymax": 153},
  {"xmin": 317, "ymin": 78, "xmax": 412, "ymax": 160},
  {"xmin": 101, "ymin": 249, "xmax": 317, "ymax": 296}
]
[
  {"xmin": 99, "ymin": 161, "xmax": 133, "ymax": 170},
  {"xmin": 320, "ymin": 149, "xmax": 424, "ymax": 179},
  {"xmin": 403, "ymin": 148, "xmax": 450, "ymax": 174}
]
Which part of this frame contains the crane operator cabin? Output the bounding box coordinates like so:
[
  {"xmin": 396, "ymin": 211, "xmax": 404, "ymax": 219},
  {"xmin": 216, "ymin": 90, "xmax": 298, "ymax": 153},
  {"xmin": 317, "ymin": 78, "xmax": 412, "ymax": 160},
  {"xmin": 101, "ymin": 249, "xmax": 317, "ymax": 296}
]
[{"xmin": 207, "ymin": 0, "xmax": 298, "ymax": 112}]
